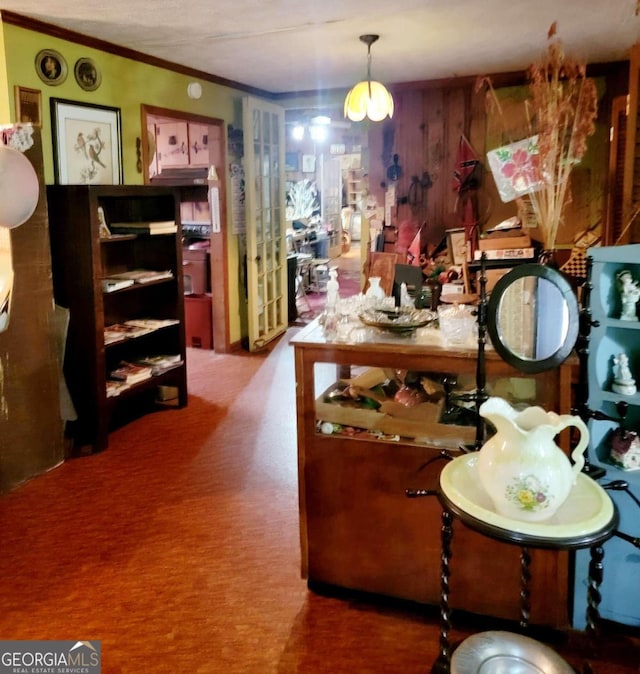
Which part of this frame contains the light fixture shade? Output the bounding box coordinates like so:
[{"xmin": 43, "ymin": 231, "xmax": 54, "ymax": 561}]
[{"xmin": 344, "ymin": 80, "xmax": 394, "ymax": 122}]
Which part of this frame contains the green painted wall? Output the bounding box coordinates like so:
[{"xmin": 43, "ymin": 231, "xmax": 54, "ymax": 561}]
[{"xmin": 1, "ymin": 20, "xmax": 250, "ymax": 344}]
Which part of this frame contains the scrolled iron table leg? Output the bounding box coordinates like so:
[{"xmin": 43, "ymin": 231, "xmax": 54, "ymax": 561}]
[
  {"xmin": 586, "ymin": 545, "xmax": 604, "ymax": 634},
  {"xmin": 519, "ymin": 546, "xmax": 531, "ymax": 630},
  {"xmin": 432, "ymin": 509, "xmax": 454, "ymax": 674}
]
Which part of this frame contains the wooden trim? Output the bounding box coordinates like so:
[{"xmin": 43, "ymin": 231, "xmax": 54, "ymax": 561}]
[
  {"xmin": 622, "ymin": 44, "xmax": 640, "ymax": 243},
  {"xmin": 605, "ymin": 95, "xmax": 628, "ymax": 245},
  {"xmin": 142, "ymin": 105, "xmax": 231, "ymax": 353}
]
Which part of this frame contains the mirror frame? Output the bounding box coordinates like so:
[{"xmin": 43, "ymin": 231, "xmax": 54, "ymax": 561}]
[{"xmin": 487, "ymin": 262, "xmax": 579, "ymax": 374}]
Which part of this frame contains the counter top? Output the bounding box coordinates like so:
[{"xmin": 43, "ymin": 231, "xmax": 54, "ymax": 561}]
[{"xmin": 290, "ymin": 317, "xmax": 484, "ymax": 358}]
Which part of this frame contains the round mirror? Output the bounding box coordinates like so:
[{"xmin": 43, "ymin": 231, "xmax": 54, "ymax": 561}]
[{"xmin": 487, "ymin": 263, "xmax": 579, "ymax": 374}]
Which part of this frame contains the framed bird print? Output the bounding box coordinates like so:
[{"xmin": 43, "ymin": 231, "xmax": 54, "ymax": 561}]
[{"xmin": 50, "ymin": 98, "xmax": 122, "ymax": 184}]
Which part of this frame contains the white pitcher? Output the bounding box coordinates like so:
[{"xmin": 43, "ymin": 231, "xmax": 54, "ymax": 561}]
[{"xmin": 477, "ymin": 397, "xmax": 589, "ymax": 522}]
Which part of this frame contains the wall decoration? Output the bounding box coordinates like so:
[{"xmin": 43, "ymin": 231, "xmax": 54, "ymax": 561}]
[
  {"xmin": 446, "ymin": 227, "xmax": 469, "ymax": 265},
  {"xmin": 302, "ymin": 154, "xmax": 315, "ymax": 173},
  {"xmin": 14, "ymin": 86, "xmax": 42, "ymax": 126},
  {"xmin": 35, "ymin": 49, "xmax": 67, "ymax": 86},
  {"xmin": 74, "ymin": 58, "xmax": 101, "ymax": 92},
  {"xmin": 285, "ymin": 151, "xmax": 299, "ymax": 172},
  {"xmin": 51, "ymin": 99, "xmax": 122, "ymax": 185}
]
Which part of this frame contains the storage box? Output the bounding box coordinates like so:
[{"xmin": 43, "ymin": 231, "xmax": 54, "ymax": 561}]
[
  {"xmin": 478, "ymin": 268, "xmax": 512, "ymax": 293},
  {"xmin": 184, "ymin": 293, "xmax": 213, "ymax": 349},
  {"xmin": 478, "ymin": 233, "xmax": 531, "ymax": 251}
]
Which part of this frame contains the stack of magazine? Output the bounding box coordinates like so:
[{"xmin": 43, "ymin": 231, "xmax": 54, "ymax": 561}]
[
  {"xmin": 109, "ymin": 360, "xmax": 154, "ymax": 385},
  {"xmin": 106, "ymin": 354, "xmax": 183, "ymax": 397},
  {"xmin": 104, "ymin": 318, "xmax": 179, "ymax": 345},
  {"xmin": 104, "ymin": 269, "xmax": 174, "ymax": 285},
  {"xmin": 108, "ymin": 220, "xmax": 177, "ymax": 235},
  {"xmin": 134, "ymin": 354, "xmax": 183, "ymax": 375}
]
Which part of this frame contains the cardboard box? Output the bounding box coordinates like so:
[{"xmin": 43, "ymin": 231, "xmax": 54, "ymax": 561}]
[
  {"xmin": 478, "ymin": 233, "xmax": 531, "ymax": 251},
  {"xmin": 478, "ymin": 268, "xmax": 512, "ymax": 293}
]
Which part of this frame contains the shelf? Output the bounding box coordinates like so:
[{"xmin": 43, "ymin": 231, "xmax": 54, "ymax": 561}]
[
  {"xmin": 100, "ymin": 234, "xmax": 137, "ymax": 243},
  {"xmin": 597, "ymin": 390, "xmax": 640, "ymax": 405},
  {"xmin": 601, "ymin": 318, "xmax": 640, "ymax": 329},
  {"xmin": 106, "ymin": 366, "xmax": 184, "ymax": 403},
  {"xmin": 102, "ymin": 277, "xmax": 176, "ymax": 295},
  {"xmin": 573, "ymin": 243, "xmax": 640, "ymax": 628},
  {"xmin": 46, "ymin": 184, "xmax": 187, "ymax": 453}
]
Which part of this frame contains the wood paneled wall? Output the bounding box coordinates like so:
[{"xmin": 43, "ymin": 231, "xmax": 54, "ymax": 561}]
[
  {"xmin": 368, "ymin": 84, "xmax": 477, "ymax": 248},
  {"xmin": 367, "ymin": 64, "xmax": 629, "ymax": 254}
]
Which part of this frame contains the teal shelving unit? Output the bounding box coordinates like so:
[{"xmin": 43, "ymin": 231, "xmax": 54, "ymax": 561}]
[{"xmin": 573, "ymin": 243, "xmax": 640, "ymax": 629}]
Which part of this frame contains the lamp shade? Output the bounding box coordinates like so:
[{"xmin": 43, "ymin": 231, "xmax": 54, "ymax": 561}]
[
  {"xmin": 344, "ymin": 80, "xmax": 394, "ymax": 122},
  {"xmin": 0, "ymin": 146, "xmax": 39, "ymax": 229}
]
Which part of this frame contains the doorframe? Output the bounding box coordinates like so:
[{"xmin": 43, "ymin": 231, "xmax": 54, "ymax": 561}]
[{"xmin": 141, "ymin": 104, "xmax": 231, "ymax": 353}]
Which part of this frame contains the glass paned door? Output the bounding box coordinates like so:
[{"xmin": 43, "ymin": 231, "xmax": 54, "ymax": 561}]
[{"xmin": 242, "ymin": 96, "xmax": 286, "ymax": 351}]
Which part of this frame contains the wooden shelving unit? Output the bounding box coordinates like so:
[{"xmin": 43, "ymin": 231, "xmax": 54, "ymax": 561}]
[{"xmin": 46, "ymin": 185, "xmax": 187, "ymax": 453}]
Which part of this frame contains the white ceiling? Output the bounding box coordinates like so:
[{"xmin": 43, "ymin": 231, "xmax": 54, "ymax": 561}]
[{"xmin": 3, "ymin": 0, "xmax": 640, "ymax": 95}]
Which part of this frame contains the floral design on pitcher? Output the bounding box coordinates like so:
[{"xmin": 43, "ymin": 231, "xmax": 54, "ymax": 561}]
[{"xmin": 505, "ymin": 475, "xmax": 553, "ymax": 512}]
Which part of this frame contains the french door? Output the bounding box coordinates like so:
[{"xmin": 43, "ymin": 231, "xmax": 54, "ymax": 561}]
[{"xmin": 242, "ymin": 96, "xmax": 287, "ymax": 351}]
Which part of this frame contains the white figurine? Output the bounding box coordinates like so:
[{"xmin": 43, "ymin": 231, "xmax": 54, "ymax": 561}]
[
  {"xmin": 616, "ymin": 269, "xmax": 640, "ymax": 321},
  {"xmin": 326, "ymin": 267, "xmax": 340, "ymax": 310},
  {"xmin": 400, "ymin": 282, "xmax": 414, "ymax": 308},
  {"xmin": 612, "ymin": 352, "xmax": 637, "ymax": 395}
]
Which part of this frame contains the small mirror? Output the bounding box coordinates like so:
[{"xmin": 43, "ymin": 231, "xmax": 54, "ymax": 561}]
[{"xmin": 487, "ymin": 263, "xmax": 579, "ymax": 374}]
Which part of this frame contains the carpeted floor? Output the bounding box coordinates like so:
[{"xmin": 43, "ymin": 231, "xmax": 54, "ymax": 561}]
[{"xmin": 1, "ymin": 259, "xmax": 639, "ymax": 672}]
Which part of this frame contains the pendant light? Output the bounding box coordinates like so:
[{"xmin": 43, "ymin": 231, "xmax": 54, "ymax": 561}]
[{"xmin": 344, "ymin": 34, "xmax": 394, "ymax": 122}]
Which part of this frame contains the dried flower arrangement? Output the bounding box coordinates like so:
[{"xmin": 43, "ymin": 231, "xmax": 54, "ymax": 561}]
[
  {"xmin": 286, "ymin": 179, "xmax": 320, "ymax": 221},
  {"xmin": 477, "ymin": 23, "xmax": 599, "ymax": 252}
]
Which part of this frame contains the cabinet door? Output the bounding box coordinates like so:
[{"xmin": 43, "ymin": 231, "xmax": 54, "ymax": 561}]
[
  {"xmin": 187, "ymin": 123, "xmax": 210, "ymax": 167},
  {"xmin": 155, "ymin": 122, "xmax": 189, "ymax": 169}
]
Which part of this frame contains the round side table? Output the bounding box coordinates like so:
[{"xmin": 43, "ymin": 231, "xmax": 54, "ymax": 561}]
[{"xmin": 433, "ymin": 454, "xmax": 619, "ymax": 673}]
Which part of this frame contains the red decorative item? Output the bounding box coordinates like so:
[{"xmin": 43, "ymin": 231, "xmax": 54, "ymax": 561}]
[{"xmin": 453, "ymin": 135, "xmax": 483, "ymax": 259}]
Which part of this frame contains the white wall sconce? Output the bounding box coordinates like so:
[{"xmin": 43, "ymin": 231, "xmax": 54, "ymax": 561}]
[
  {"xmin": 187, "ymin": 82, "xmax": 203, "ymax": 99},
  {"xmin": 291, "ymin": 124, "xmax": 305, "ymax": 141}
]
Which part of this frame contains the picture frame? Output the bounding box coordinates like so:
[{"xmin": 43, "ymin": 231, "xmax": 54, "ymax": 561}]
[
  {"xmin": 446, "ymin": 227, "xmax": 469, "ymax": 266},
  {"xmin": 35, "ymin": 49, "xmax": 67, "ymax": 86},
  {"xmin": 285, "ymin": 151, "xmax": 299, "ymax": 172},
  {"xmin": 74, "ymin": 57, "xmax": 102, "ymax": 92},
  {"xmin": 14, "ymin": 86, "xmax": 42, "ymax": 126},
  {"xmin": 51, "ymin": 98, "xmax": 123, "ymax": 185},
  {"xmin": 366, "ymin": 252, "xmax": 399, "ymax": 297},
  {"xmin": 302, "ymin": 154, "xmax": 316, "ymax": 173}
]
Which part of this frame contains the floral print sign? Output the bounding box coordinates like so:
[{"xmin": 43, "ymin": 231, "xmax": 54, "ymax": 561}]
[{"xmin": 487, "ymin": 136, "xmax": 542, "ymax": 203}]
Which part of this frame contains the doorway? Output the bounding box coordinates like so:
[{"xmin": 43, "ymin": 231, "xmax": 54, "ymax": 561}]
[{"xmin": 141, "ymin": 105, "xmax": 231, "ymax": 354}]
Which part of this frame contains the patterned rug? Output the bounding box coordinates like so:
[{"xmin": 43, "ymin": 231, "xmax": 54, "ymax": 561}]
[{"xmin": 293, "ymin": 268, "xmax": 361, "ymax": 324}]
